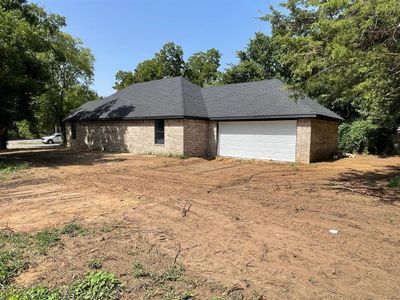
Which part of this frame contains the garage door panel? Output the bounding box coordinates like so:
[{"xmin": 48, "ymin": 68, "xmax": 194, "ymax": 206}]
[{"xmin": 218, "ymin": 121, "xmax": 296, "ymax": 162}]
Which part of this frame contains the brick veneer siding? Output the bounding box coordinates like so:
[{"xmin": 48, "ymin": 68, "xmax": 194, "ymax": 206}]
[
  {"xmin": 65, "ymin": 119, "xmax": 218, "ymax": 157},
  {"xmin": 296, "ymin": 119, "xmax": 339, "ymax": 163},
  {"xmin": 66, "ymin": 118, "xmax": 338, "ymax": 162},
  {"xmin": 66, "ymin": 120, "xmax": 184, "ymax": 155}
]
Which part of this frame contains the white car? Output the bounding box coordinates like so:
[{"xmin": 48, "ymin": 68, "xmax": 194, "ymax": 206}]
[{"xmin": 41, "ymin": 133, "xmax": 63, "ymax": 144}]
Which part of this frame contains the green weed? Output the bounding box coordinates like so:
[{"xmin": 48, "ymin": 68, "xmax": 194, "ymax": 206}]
[
  {"xmin": 34, "ymin": 229, "xmax": 61, "ymax": 254},
  {"xmin": 0, "ymin": 251, "xmax": 27, "ymax": 287},
  {"xmin": 1, "ymin": 272, "xmax": 122, "ymax": 300},
  {"xmin": 388, "ymin": 175, "xmax": 400, "ymax": 188},
  {"xmin": 60, "ymin": 223, "xmax": 86, "ymax": 237},
  {"xmin": 162, "ymin": 264, "xmax": 185, "ymax": 282},
  {"xmin": 132, "ymin": 262, "xmax": 150, "ymax": 278},
  {"xmin": 66, "ymin": 271, "xmax": 122, "ymax": 300},
  {"xmin": 0, "ymin": 161, "xmax": 30, "ymax": 173}
]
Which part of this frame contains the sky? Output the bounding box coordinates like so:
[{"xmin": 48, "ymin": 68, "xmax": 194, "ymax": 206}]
[{"xmin": 32, "ymin": 0, "xmax": 281, "ymax": 96}]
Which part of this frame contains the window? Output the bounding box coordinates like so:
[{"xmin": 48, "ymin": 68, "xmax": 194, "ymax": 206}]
[
  {"xmin": 71, "ymin": 122, "xmax": 77, "ymax": 140},
  {"xmin": 154, "ymin": 120, "xmax": 165, "ymax": 144}
]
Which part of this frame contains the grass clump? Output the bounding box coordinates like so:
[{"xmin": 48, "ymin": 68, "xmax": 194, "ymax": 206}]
[
  {"xmin": 0, "ymin": 161, "xmax": 30, "ymax": 173},
  {"xmin": 161, "ymin": 264, "xmax": 185, "ymax": 282},
  {"xmin": 388, "ymin": 175, "xmax": 400, "ymax": 188},
  {"xmin": 60, "ymin": 223, "xmax": 86, "ymax": 237},
  {"xmin": 34, "ymin": 223, "xmax": 86, "ymax": 254},
  {"xmin": 0, "ymin": 160, "xmax": 30, "ymax": 180},
  {"xmin": 132, "ymin": 262, "xmax": 150, "ymax": 278},
  {"xmin": 34, "ymin": 229, "xmax": 61, "ymax": 254},
  {"xmin": 0, "ymin": 251, "xmax": 27, "ymax": 287}
]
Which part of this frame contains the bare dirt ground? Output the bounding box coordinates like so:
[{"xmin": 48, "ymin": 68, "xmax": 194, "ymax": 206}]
[{"xmin": 0, "ymin": 149, "xmax": 399, "ymax": 299}]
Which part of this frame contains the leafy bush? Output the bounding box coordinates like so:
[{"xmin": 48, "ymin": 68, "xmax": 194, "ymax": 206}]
[
  {"xmin": 0, "ymin": 251, "xmax": 27, "ymax": 287},
  {"xmin": 66, "ymin": 272, "xmax": 122, "ymax": 300},
  {"xmin": 338, "ymin": 120, "xmax": 381, "ymax": 153},
  {"xmin": 15, "ymin": 120, "xmax": 36, "ymax": 139}
]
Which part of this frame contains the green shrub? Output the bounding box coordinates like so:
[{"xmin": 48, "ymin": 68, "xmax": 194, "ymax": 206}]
[
  {"xmin": 388, "ymin": 176, "xmax": 400, "ymax": 188},
  {"xmin": 15, "ymin": 120, "xmax": 35, "ymax": 139},
  {"xmin": 66, "ymin": 272, "xmax": 122, "ymax": 300},
  {"xmin": 338, "ymin": 120, "xmax": 380, "ymax": 153},
  {"xmin": 0, "ymin": 251, "xmax": 27, "ymax": 287}
]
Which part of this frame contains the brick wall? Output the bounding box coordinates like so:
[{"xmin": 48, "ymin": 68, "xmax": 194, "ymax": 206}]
[
  {"xmin": 296, "ymin": 119, "xmax": 312, "ymax": 163},
  {"xmin": 66, "ymin": 118, "xmax": 338, "ymax": 162},
  {"xmin": 66, "ymin": 120, "xmax": 184, "ymax": 155},
  {"xmin": 296, "ymin": 119, "xmax": 338, "ymax": 163},
  {"xmin": 309, "ymin": 119, "xmax": 338, "ymax": 162}
]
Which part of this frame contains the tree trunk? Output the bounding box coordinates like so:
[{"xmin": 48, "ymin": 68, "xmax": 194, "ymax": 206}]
[
  {"xmin": 58, "ymin": 118, "xmax": 67, "ymax": 146},
  {"xmin": 0, "ymin": 127, "xmax": 7, "ymax": 150}
]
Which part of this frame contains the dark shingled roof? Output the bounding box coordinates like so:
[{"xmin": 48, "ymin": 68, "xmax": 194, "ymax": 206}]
[{"xmin": 64, "ymin": 77, "xmax": 343, "ymax": 122}]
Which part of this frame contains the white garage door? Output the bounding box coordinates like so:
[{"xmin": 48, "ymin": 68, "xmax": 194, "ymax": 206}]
[{"xmin": 218, "ymin": 120, "xmax": 297, "ymax": 162}]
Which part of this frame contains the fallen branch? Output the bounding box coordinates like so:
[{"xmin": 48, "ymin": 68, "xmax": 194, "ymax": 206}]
[
  {"xmin": 226, "ymin": 284, "xmax": 244, "ymax": 295},
  {"xmin": 173, "ymin": 243, "xmax": 182, "ymax": 266},
  {"xmin": 181, "ymin": 201, "xmax": 192, "ymax": 217}
]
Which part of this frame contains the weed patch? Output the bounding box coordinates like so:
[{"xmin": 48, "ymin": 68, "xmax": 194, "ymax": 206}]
[
  {"xmin": 67, "ymin": 271, "xmax": 122, "ymax": 299},
  {"xmin": 0, "ymin": 272, "xmax": 122, "ymax": 300},
  {"xmin": 132, "ymin": 261, "xmax": 150, "ymax": 278},
  {"xmin": 60, "ymin": 223, "xmax": 86, "ymax": 237},
  {"xmin": 0, "ymin": 251, "xmax": 27, "ymax": 287},
  {"xmin": 162, "ymin": 264, "xmax": 185, "ymax": 282},
  {"xmin": 388, "ymin": 175, "xmax": 400, "ymax": 188},
  {"xmin": 0, "ymin": 160, "xmax": 30, "ymax": 179},
  {"xmin": 34, "ymin": 229, "xmax": 61, "ymax": 254}
]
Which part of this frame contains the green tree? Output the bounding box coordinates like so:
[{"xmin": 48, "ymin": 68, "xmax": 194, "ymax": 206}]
[
  {"xmin": 113, "ymin": 70, "xmax": 135, "ymax": 91},
  {"xmin": 0, "ymin": 0, "xmax": 65, "ymax": 148},
  {"xmin": 185, "ymin": 48, "xmax": 222, "ymax": 86},
  {"xmin": 114, "ymin": 42, "xmax": 184, "ymax": 91},
  {"xmin": 222, "ymin": 32, "xmax": 282, "ymax": 84},
  {"xmin": 38, "ymin": 32, "xmax": 96, "ymax": 134},
  {"xmin": 222, "ymin": 60, "xmax": 265, "ymax": 84},
  {"xmin": 156, "ymin": 42, "xmax": 185, "ymax": 77},
  {"xmin": 263, "ymin": 0, "xmax": 400, "ymax": 131}
]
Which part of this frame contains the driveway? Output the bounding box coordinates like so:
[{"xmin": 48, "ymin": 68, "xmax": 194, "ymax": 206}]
[{"xmin": 7, "ymin": 139, "xmax": 62, "ymax": 149}]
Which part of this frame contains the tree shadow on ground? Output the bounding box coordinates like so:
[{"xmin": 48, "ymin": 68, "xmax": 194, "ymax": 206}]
[
  {"xmin": 0, "ymin": 148, "xmax": 127, "ymax": 169},
  {"xmin": 333, "ymin": 165, "xmax": 400, "ymax": 204}
]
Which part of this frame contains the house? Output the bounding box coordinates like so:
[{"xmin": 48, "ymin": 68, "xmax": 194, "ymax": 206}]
[{"xmin": 64, "ymin": 77, "xmax": 343, "ymax": 163}]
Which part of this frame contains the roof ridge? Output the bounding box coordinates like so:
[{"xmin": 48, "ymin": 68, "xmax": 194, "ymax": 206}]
[
  {"xmin": 201, "ymin": 78, "xmax": 277, "ymax": 90},
  {"xmin": 180, "ymin": 77, "xmax": 187, "ymax": 116}
]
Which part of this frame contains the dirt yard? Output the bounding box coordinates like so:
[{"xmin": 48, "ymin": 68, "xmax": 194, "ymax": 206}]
[{"xmin": 0, "ymin": 149, "xmax": 399, "ymax": 299}]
